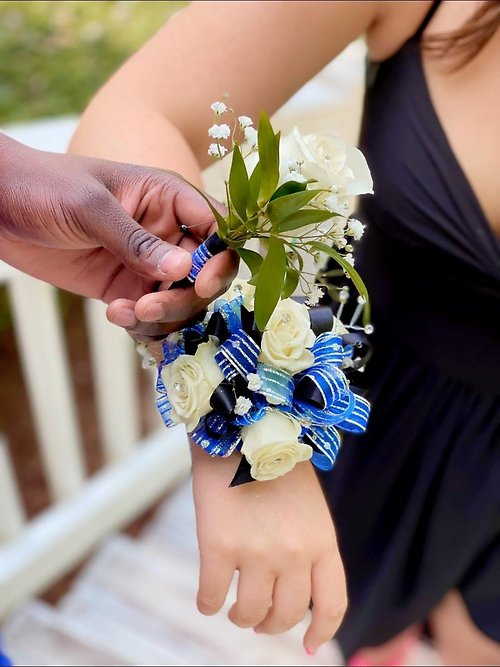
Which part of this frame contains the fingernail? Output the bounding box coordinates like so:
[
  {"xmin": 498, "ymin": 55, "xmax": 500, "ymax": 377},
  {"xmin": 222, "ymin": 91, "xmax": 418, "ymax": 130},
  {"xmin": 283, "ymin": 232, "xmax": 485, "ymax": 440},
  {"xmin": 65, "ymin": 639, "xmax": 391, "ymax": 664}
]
[
  {"xmin": 143, "ymin": 302, "xmax": 165, "ymax": 321},
  {"xmin": 113, "ymin": 308, "xmax": 137, "ymax": 328},
  {"xmin": 305, "ymin": 647, "xmax": 317, "ymax": 656},
  {"xmin": 159, "ymin": 248, "xmax": 190, "ymax": 275}
]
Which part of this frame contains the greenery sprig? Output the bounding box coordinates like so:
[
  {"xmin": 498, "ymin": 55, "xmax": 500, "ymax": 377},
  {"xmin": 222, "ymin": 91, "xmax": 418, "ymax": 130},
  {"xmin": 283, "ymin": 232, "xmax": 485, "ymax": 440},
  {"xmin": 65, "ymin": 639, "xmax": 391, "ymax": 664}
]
[{"xmin": 196, "ymin": 103, "xmax": 373, "ymax": 332}]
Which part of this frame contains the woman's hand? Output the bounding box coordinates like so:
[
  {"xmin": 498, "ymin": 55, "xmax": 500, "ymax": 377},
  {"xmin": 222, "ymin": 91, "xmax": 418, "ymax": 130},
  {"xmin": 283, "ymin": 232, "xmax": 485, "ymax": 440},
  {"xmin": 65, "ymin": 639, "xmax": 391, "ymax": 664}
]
[
  {"xmin": 0, "ymin": 133, "xmax": 237, "ymax": 338},
  {"xmin": 191, "ymin": 446, "xmax": 347, "ymax": 655}
]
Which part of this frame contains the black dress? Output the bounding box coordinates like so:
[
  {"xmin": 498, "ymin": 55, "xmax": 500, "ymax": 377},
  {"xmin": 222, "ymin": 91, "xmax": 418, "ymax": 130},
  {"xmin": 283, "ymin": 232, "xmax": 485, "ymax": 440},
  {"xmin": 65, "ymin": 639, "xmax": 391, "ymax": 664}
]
[{"xmin": 320, "ymin": 0, "xmax": 500, "ymax": 657}]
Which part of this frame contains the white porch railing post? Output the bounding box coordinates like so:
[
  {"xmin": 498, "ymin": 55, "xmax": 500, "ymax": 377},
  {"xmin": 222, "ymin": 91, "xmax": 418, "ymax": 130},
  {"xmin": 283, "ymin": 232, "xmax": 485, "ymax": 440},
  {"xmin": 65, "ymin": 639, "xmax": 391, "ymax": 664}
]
[
  {"xmin": 84, "ymin": 299, "xmax": 139, "ymax": 463},
  {"xmin": 8, "ymin": 272, "xmax": 86, "ymax": 501},
  {"xmin": 0, "ymin": 435, "xmax": 25, "ymax": 542}
]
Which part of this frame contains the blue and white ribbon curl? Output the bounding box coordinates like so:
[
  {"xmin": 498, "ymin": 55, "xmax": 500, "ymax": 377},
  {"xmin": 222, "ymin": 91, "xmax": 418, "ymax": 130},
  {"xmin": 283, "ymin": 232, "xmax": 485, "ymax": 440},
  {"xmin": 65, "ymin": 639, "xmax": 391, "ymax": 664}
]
[{"xmin": 155, "ymin": 297, "xmax": 370, "ymax": 474}]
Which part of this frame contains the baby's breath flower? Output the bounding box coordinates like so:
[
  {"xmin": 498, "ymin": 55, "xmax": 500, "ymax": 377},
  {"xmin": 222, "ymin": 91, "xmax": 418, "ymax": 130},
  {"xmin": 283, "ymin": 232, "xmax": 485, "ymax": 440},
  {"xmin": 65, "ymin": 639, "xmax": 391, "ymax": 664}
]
[
  {"xmin": 135, "ymin": 343, "xmax": 156, "ymax": 369},
  {"xmin": 247, "ymin": 373, "xmax": 263, "ymax": 392},
  {"xmin": 167, "ymin": 332, "xmax": 182, "ymax": 345},
  {"xmin": 210, "ymin": 101, "xmax": 228, "ymax": 115},
  {"xmin": 304, "ymin": 284, "xmax": 325, "ymax": 307},
  {"xmin": 238, "ymin": 115, "xmax": 253, "ymax": 128},
  {"xmin": 234, "ymin": 396, "xmax": 253, "ymax": 416},
  {"xmin": 208, "ymin": 123, "xmax": 231, "ymax": 140},
  {"xmin": 208, "ymin": 143, "xmax": 228, "ymax": 157},
  {"xmin": 344, "ymin": 253, "xmax": 355, "ymax": 267},
  {"xmin": 244, "ymin": 126, "xmax": 258, "ymax": 148},
  {"xmin": 346, "ymin": 218, "xmax": 365, "ymax": 240}
]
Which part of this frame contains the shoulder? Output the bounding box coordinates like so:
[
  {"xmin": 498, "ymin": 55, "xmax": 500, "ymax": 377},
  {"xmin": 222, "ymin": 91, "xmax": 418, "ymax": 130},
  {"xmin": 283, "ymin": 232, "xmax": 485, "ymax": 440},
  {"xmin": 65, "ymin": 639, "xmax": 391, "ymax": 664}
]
[{"xmin": 366, "ymin": 1, "xmax": 437, "ymax": 61}]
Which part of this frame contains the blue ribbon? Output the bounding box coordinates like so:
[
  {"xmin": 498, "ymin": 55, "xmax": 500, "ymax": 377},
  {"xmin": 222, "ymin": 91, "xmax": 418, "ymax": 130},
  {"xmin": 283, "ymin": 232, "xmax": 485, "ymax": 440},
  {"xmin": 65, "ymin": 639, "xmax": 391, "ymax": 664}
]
[
  {"xmin": 155, "ymin": 297, "xmax": 370, "ymax": 471},
  {"xmin": 256, "ymin": 363, "xmax": 294, "ymax": 406},
  {"xmin": 214, "ymin": 330, "xmax": 260, "ymax": 380}
]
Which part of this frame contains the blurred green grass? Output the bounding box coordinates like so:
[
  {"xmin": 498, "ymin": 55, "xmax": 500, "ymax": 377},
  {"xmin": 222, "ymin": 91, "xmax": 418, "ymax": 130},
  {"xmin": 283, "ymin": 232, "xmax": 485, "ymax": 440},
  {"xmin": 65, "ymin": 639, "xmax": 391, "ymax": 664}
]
[{"xmin": 0, "ymin": 1, "xmax": 187, "ymax": 123}]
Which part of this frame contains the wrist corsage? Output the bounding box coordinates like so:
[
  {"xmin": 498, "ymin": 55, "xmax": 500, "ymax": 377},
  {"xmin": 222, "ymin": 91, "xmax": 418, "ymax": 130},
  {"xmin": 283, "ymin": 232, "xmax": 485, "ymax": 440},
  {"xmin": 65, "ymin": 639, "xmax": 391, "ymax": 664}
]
[{"xmin": 147, "ymin": 103, "xmax": 374, "ymax": 485}]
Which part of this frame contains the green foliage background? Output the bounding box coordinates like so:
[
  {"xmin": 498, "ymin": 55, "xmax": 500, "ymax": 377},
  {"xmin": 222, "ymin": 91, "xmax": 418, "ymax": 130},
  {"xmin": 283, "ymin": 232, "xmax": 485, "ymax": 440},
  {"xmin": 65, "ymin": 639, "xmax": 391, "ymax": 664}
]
[{"xmin": 0, "ymin": 1, "xmax": 187, "ymax": 123}]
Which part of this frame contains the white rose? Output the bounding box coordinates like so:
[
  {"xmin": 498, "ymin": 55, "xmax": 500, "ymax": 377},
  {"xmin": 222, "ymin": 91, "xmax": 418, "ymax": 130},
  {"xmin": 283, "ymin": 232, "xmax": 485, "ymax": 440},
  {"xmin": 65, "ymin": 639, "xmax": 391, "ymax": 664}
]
[
  {"xmin": 162, "ymin": 341, "xmax": 223, "ymax": 431},
  {"xmin": 279, "ymin": 127, "xmax": 373, "ymax": 196},
  {"xmin": 260, "ymin": 298, "xmax": 315, "ymax": 374},
  {"xmin": 241, "ymin": 411, "xmax": 312, "ymax": 481}
]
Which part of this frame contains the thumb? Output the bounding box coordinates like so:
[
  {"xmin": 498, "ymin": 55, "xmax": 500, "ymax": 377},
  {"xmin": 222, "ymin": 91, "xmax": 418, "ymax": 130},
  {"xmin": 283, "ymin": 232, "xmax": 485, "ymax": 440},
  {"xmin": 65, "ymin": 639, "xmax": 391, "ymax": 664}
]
[{"xmin": 85, "ymin": 194, "xmax": 192, "ymax": 281}]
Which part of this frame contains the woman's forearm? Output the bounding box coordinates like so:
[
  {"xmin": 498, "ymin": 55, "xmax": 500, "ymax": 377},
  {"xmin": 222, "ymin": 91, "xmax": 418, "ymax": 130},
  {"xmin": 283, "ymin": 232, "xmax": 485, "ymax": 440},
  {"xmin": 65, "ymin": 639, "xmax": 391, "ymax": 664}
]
[{"xmin": 69, "ymin": 102, "xmax": 204, "ymax": 188}]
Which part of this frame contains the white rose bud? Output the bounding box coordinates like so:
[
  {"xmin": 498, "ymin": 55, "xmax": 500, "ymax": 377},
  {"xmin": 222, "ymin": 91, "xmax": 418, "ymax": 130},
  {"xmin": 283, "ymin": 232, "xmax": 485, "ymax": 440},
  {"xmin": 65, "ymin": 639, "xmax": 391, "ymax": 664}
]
[
  {"xmin": 241, "ymin": 411, "xmax": 312, "ymax": 481},
  {"xmin": 260, "ymin": 298, "xmax": 316, "ymax": 374},
  {"xmin": 162, "ymin": 341, "xmax": 223, "ymax": 432}
]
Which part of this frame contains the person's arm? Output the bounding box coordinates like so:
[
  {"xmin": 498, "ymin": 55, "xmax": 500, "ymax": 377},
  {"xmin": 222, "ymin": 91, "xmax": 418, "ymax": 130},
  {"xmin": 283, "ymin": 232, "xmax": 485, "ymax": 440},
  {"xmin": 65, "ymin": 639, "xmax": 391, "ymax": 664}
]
[
  {"xmin": 69, "ymin": 0, "xmax": 383, "ymax": 326},
  {"xmin": 0, "ymin": 132, "xmax": 237, "ymax": 337},
  {"xmin": 69, "ymin": 1, "xmax": 387, "ymax": 652}
]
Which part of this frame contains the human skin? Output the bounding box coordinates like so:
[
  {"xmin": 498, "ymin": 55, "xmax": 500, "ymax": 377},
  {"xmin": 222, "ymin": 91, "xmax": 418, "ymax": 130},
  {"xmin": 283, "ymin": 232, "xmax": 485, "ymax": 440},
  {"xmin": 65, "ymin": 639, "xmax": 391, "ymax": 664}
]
[
  {"xmin": 69, "ymin": 1, "xmax": 500, "ymax": 661},
  {"xmin": 0, "ymin": 133, "xmax": 237, "ymax": 339}
]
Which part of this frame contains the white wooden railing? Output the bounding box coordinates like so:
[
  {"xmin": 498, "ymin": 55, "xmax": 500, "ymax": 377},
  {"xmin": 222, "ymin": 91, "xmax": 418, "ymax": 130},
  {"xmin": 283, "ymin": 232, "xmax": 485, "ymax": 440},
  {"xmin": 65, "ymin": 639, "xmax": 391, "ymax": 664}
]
[{"xmin": 0, "ymin": 261, "xmax": 191, "ymax": 617}]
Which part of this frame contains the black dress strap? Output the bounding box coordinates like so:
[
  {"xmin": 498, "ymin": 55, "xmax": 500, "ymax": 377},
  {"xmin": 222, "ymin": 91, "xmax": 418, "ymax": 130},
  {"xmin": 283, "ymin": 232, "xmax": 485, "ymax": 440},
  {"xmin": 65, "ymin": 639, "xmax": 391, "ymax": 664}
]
[{"xmin": 414, "ymin": 0, "xmax": 443, "ymax": 39}]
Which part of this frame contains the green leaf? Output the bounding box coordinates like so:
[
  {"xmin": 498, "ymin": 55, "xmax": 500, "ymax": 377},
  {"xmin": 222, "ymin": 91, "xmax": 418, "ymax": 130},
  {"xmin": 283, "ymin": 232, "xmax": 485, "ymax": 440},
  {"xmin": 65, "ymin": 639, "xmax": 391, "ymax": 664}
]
[
  {"xmin": 237, "ymin": 247, "xmax": 263, "ymax": 278},
  {"xmin": 309, "ymin": 241, "xmax": 371, "ymax": 324},
  {"xmin": 269, "ymin": 179, "xmax": 307, "ymax": 201},
  {"xmin": 257, "ymin": 112, "xmax": 280, "ymax": 206},
  {"xmin": 254, "ymin": 237, "xmax": 286, "ymax": 331},
  {"xmin": 266, "ymin": 189, "xmax": 323, "ymax": 226},
  {"xmin": 248, "ymin": 272, "xmax": 260, "ymax": 287},
  {"xmin": 276, "ymin": 208, "xmax": 333, "ymax": 233},
  {"xmin": 282, "ymin": 266, "xmax": 300, "ymax": 298},
  {"xmin": 247, "ymin": 163, "xmax": 261, "ymax": 217},
  {"xmin": 228, "ymin": 144, "xmax": 249, "ymax": 222}
]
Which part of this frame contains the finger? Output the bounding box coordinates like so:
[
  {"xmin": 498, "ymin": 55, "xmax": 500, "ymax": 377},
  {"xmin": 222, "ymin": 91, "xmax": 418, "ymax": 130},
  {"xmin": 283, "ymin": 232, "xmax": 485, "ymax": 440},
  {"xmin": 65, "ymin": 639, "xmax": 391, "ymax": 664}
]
[
  {"xmin": 84, "ymin": 191, "xmax": 192, "ymax": 282},
  {"xmin": 194, "ymin": 248, "xmax": 239, "ymax": 299},
  {"xmin": 106, "ymin": 299, "xmax": 183, "ymax": 341},
  {"xmin": 254, "ymin": 569, "xmax": 311, "ymax": 634},
  {"xmin": 134, "ymin": 284, "xmax": 210, "ymax": 323},
  {"xmin": 106, "ymin": 298, "xmax": 140, "ymax": 329},
  {"xmin": 303, "ymin": 555, "xmax": 347, "ymax": 655},
  {"xmin": 197, "ymin": 550, "xmax": 236, "ymax": 616},
  {"xmin": 227, "ymin": 567, "xmax": 276, "ymax": 629}
]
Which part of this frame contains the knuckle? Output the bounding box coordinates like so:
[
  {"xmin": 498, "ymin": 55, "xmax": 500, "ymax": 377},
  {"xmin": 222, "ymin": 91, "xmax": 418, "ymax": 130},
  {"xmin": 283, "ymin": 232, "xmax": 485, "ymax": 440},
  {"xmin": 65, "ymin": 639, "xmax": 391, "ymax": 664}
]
[
  {"xmin": 320, "ymin": 599, "xmax": 348, "ymax": 626},
  {"xmin": 273, "ymin": 610, "xmax": 306, "ymax": 632},
  {"xmin": 230, "ymin": 608, "xmax": 265, "ymax": 628},
  {"xmin": 197, "ymin": 592, "xmax": 221, "ymax": 616},
  {"xmin": 126, "ymin": 227, "xmax": 160, "ymax": 260}
]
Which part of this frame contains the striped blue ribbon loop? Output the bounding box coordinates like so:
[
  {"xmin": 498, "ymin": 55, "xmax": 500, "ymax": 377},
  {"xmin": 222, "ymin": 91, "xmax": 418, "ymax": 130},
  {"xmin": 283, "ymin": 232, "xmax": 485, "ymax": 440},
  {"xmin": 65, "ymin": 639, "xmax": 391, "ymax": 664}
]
[
  {"xmin": 304, "ymin": 425, "xmax": 341, "ymax": 471},
  {"xmin": 296, "ymin": 364, "xmax": 349, "ymax": 408},
  {"xmin": 192, "ymin": 414, "xmax": 241, "ymax": 457},
  {"xmin": 156, "ymin": 392, "xmax": 175, "ymax": 427},
  {"xmin": 311, "ymin": 332, "xmax": 344, "ymax": 366},
  {"xmin": 336, "ymin": 393, "xmax": 370, "ymax": 433},
  {"xmin": 162, "ymin": 336, "xmax": 184, "ymax": 365},
  {"xmin": 293, "ymin": 389, "xmax": 355, "ymax": 427},
  {"xmin": 186, "ymin": 240, "xmax": 213, "ymax": 283},
  {"xmin": 256, "ymin": 363, "xmax": 294, "ymax": 406},
  {"xmin": 214, "ymin": 330, "xmax": 260, "ymax": 380},
  {"xmin": 214, "ymin": 297, "xmax": 243, "ymax": 334}
]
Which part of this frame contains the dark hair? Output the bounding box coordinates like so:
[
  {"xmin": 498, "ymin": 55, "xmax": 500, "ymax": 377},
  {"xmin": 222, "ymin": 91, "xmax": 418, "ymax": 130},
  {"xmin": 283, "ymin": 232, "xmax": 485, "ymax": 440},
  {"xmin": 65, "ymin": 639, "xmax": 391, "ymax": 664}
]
[{"xmin": 423, "ymin": 1, "xmax": 500, "ymax": 69}]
